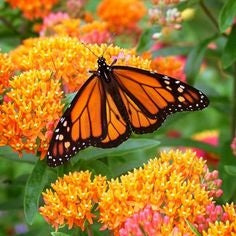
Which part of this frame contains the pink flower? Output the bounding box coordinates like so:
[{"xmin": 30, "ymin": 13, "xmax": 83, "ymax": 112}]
[
  {"xmin": 231, "ymin": 136, "xmax": 236, "ymax": 156},
  {"xmin": 40, "ymin": 12, "xmax": 69, "ymax": 36},
  {"xmin": 119, "ymin": 205, "xmax": 170, "ymax": 236}
]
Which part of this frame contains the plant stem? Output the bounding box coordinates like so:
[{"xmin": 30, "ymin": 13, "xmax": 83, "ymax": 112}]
[
  {"xmin": 199, "ymin": 0, "xmax": 219, "ymax": 31},
  {"xmin": 87, "ymin": 224, "xmax": 93, "ymax": 236},
  {"xmin": 0, "ymin": 15, "xmax": 19, "ymax": 34},
  {"xmin": 232, "ymin": 63, "xmax": 236, "ymax": 138}
]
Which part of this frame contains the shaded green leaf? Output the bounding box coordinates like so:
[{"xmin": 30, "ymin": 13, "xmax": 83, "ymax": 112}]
[
  {"xmin": 157, "ymin": 137, "xmax": 221, "ymax": 155},
  {"xmin": 185, "ymin": 35, "xmax": 218, "ymax": 84},
  {"xmin": 24, "ymin": 159, "xmax": 50, "ymax": 225},
  {"xmin": 222, "ymin": 25, "xmax": 236, "ymax": 68},
  {"xmin": 136, "ymin": 27, "xmax": 159, "ymax": 53},
  {"xmin": 152, "ymin": 46, "xmax": 191, "ymax": 57},
  {"xmin": 51, "ymin": 233, "xmax": 70, "ymax": 236},
  {"xmin": 73, "ymin": 138, "xmax": 160, "ymax": 163},
  {"xmin": 224, "ymin": 165, "xmax": 236, "ymax": 176},
  {"xmin": 0, "ymin": 198, "xmax": 23, "ymax": 210},
  {"xmin": 0, "ymin": 146, "xmax": 36, "ymax": 164},
  {"xmin": 219, "ymin": 0, "xmax": 236, "ymax": 33}
]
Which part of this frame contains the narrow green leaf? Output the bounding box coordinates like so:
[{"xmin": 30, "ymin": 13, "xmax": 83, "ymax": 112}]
[
  {"xmin": 73, "ymin": 138, "xmax": 160, "ymax": 163},
  {"xmin": 24, "ymin": 159, "xmax": 49, "ymax": 225},
  {"xmin": 185, "ymin": 35, "xmax": 218, "ymax": 84},
  {"xmin": 185, "ymin": 219, "xmax": 201, "ymax": 236},
  {"xmin": 51, "ymin": 233, "xmax": 70, "ymax": 236},
  {"xmin": 136, "ymin": 27, "xmax": 159, "ymax": 53},
  {"xmin": 157, "ymin": 137, "xmax": 221, "ymax": 155},
  {"xmin": 219, "ymin": 0, "xmax": 236, "ymax": 33},
  {"xmin": 224, "ymin": 165, "xmax": 236, "ymax": 176},
  {"xmin": 222, "ymin": 25, "xmax": 236, "ymax": 68}
]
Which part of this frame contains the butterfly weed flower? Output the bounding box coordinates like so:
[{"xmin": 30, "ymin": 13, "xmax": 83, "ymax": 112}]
[
  {"xmin": 6, "ymin": 0, "xmax": 59, "ymax": 20},
  {"xmin": 97, "ymin": 0, "xmax": 146, "ymax": 34},
  {"xmin": 10, "ymin": 37, "xmax": 151, "ymax": 92},
  {"xmin": 99, "ymin": 150, "xmax": 212, "ymax": 235},
  {"xmin": 194, "ymin": 203, "xmax": 230, "ymax": 233},
  {"xmin": 40, "ymin": 12, "xmax": 70, "ymax": 36},
  {"xmin": 119, "ymin": 205, "xmax": 173, "ymax": 236},
  {"xmin": 0, "ymin": 52, "xmax": 14, "ymax": 95},
  {"xmin": 201, "ymin": 203, "xmax": 236, "ymax": 235},
  {"xmin": 40, "ymin": 171, "xmax": 107, "ymax": 230},
  {"xmin": 0, "ymin": 69, "xmax": 63, "ymax": 156},
  {"xmin": 149, "ymin": 0, "xmax": 188, "ymax": 39}
]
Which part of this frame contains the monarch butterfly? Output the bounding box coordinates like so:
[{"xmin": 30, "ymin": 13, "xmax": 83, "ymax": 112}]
[{"xmin": 47, "ymin": 56, "xmax": 209, "ymax": 167}]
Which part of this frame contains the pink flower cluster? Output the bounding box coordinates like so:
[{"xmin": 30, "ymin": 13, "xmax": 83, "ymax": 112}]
[
  {"xmin": 119, "ymin": 205, "xmax": 169, "ymax": 236},
  {"xmin": 202, "ymin": 169, "xmax": 223, "ymax": 198},
  {"xmin": 195, "ymin": 203, "xmax": 229, "ymax": 232}
]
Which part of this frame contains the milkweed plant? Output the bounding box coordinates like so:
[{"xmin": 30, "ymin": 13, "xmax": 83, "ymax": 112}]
[{"xmin": 0, "ymin": 0, "xmax": 236, "ymax": 235}]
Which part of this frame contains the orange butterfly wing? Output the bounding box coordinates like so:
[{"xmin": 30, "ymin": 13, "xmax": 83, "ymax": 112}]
[
  {"xmin": 47, "ymin": 75, "xmax": 106, "ymax": 167},
  {"xmin": 47, "ymin": 59, "xmax": 209, "ymax": 167},
  {"xmin": 113, "ymin": 66, "xmax": 209, "ymax": 133}
]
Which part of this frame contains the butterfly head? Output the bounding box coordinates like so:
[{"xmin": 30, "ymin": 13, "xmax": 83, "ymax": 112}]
[{"xmin": 97, "ymin": 57, "xmax": 106, "ymax": 66}]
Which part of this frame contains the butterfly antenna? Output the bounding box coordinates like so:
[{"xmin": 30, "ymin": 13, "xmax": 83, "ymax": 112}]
[{"xmin": 80, "ymin": 41, "xmax": 99, "ymax": 58}]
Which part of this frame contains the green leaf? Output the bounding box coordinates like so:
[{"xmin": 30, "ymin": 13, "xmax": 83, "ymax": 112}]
[
  {"xmin": 185, "ymin": 35, "xmax": 218, "ymax": 84},
  {"xmin": 51, "ymin": 233, "xmax": 71, "ymax": 236},
  {"xmin": 136, "ymin": 27, "xmax": 159, "ymax": 53},
  {"xmin": 0, "ymin": 198, "xmax": 23, "ymax": 210},
  {"xmin": 0, "ymin": 146, "xmax": 36, "ymax": 164},
  {"xmin": 73, "ymin": 138, "xmax": 160, "ymax": 163},
  {"xmin": 185, "ymin": 219, "xmax": 201, "ymax": 236},
  {"xmin": 152, "ymin": 46, "xmax": 191, "ymax": 57},
  {"xmin": 219, "ymin": 0, "xmax": 236, "ymax": 33},
  {"xmin": 222, "ymin": 25, "xmax": 236, "ymax": 68},
  {"xmin": 24, "ymin": 159, "xmax": 50, "ymax": 225},
  {"xmin": 157, "ymin": 137, "xmax": 221, "ymax": 155},
  {"xmin": 224, "ymin": 165, "xmax": 236, "ymax": 176}
]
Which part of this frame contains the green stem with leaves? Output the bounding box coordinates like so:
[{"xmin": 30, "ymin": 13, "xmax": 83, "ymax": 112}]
[
  {"xmin": 232, "ymin": 63, "xmax": 236, "ymax": 138},
  {"xmin": 199, "ymin": 0, "xmax": 219, "ymax": 31}
]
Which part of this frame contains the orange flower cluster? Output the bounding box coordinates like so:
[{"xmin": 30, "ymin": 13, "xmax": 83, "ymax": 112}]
[
  {"xmin": 151, "ymin": 56, "xmax": 186, "ymax": 82},
  {"xmin": 99, "ymin": 150, "xmax": 211, "ymax": 234},
  {"xmin": 6, "ymin": 0, "xmax": 59, "ymax": 20},
  {"xmin": 41, "ymin": 17, "xmax": 111, "ymax": 44},
  {"xmin": 0, "ymin": 70, "xmax": 63, "ymax": 156},
  {"xmin": 10, "ymin": 37, "xmax": 151, "ymax": 92},
  {"xmin": 97, "ymin": 0, "xmax": 146, "ymax": 33},
  {"xmin": 0, "ymin": 52, "xmax": 14, "ymax": 94},
  {"xmin": 40, "ymin": 150, "xmax": 228, "ymax": 234},
  {"xmin": 40, "ymin": 171, "xmax": 107, "ymax": 230}
]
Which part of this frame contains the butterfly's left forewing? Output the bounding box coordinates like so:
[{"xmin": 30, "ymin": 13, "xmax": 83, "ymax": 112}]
[{"xmin": 47, "ymin": 75, "xmax": 106, "ymax": 167}]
